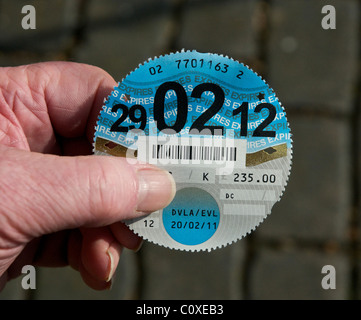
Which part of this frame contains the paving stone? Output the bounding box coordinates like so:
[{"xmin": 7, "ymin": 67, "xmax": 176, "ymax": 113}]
[
  {"xmin": 33, "ymin": 249, "xmax": 138, "ymax": 300},
  {"xmin": 0, "ymin": 0, "xmax": 78, "ymax": 52},
  {"xmin": 257, "ymin": 114, "xmax": 351, "ymax": 242},
  {"xmin": 74, "ymin": 0, "xmax": 173, "ymax": 80},
  {"xmin": 84, "ymin": 0, "xmax": 171, "ymax": 21},
  {"xmin": 268, "ymin": 0, "xmax": 360, "ymax": 113},
  {"xmin": 178, "ymin": 0, "xmax": 258, "ymax": 61},
  {"xmin": 250, "ymin": 246, "xmax": 349, "ymax": 299},
  {"xmin": 140, "ymin": 241, "xmax": 245, "ymax": 299}
]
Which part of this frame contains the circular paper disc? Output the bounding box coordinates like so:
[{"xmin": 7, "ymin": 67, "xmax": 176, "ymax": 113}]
[{"xmin": 93, "ymin": 50, "xmax": 292, "ymax": 251}]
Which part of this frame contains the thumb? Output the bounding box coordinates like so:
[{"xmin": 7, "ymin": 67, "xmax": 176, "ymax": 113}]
[{"xmin": 0, "ymin": 145, "xmax": 175, "ymax": 243}]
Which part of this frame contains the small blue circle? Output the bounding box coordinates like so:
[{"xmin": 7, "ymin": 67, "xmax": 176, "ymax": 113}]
[{"xmin": 163, "ymin": 188, "xmax": 220, "ymax": 246}]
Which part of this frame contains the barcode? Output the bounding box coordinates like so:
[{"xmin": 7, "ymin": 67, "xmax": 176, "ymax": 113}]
[
  {"xmin": 137, "ymin": 136, "xmax": 246, "ymax": 168},
  {"xmin": 152, "ymin": 144, "xmax": 237, "ymax": 162}
]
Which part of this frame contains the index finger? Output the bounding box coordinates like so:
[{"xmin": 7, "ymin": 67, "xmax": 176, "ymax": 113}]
[
  {"xmin": 42, "ymin": 61, "xmax": 117, "ymax": 142},
  {"xmin": 1, "ymin": 61, "xmax": 116, "ymax": 152}
]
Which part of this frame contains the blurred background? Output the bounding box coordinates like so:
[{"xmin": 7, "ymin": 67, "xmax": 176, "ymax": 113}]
[{"xmin": 0, "ymin": 0, "xmax": 360, "ymax": 300}]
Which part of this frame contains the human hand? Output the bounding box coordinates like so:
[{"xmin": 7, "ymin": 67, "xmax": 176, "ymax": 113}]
[{"xmin": 0, "ymin": 62, "xmax": 175, "ymax": 291}]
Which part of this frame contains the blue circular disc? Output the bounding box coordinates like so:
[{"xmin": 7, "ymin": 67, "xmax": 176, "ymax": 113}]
[{"xmin": 162, "ymin": 188, "xmax": 220, "ymax": 246}]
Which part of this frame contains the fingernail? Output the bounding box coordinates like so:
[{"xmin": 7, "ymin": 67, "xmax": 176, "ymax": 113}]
[
  {"xmin": 106, "ymin": 249, "xmax": 115, "ymax": 282},
  {"xmin": 134, "ymin": 239, "xmax": 144, "ymax": 253},
  {"xmin": 136, "ymin": 168, "xmax": 176, "ymax": 213}
]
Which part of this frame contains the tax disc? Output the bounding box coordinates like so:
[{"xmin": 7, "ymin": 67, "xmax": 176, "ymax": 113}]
[{"xmin": 93, "ymin": 50, "xmax": 292, "ymax": 251}]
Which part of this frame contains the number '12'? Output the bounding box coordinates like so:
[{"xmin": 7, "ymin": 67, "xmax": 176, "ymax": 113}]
[{"xmin": 233, "ymin": 102, "xmax": 276, "ymax": 138}]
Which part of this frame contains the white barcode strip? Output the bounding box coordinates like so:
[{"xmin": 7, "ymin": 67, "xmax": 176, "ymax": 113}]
[
  {"xmin": 151, "ymin": 144, "xmax": 237, "ymax": 162},
  {"xmin": 137, "ymin": 136, "xmax": 247, "ymax": 168}
]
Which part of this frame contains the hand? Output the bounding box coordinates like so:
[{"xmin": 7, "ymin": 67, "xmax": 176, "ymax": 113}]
[{"xmin": 0, "ymin": 62, "xmax": 176, "ymax": 291}]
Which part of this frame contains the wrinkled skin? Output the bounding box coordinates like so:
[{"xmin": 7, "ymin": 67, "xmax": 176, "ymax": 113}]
[{"xmin": 0, "ymin": 62, "xmax": 174, "ymax": 291}]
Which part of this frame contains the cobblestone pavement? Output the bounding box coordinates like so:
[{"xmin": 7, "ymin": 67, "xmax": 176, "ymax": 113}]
[{"xmin": 0, "ymin": 0, "xmax": 360, "ymax": 300}]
